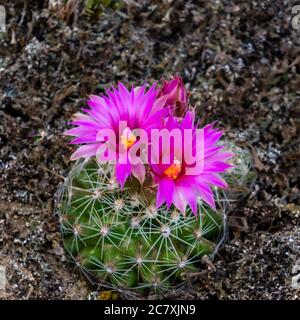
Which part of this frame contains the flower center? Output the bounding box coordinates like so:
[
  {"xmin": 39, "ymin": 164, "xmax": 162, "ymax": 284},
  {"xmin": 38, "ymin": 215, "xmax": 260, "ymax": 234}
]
[
  {"xmin": 164, "ymin": 160, "xmax": 182, "ymax": 180},
  {"xmin": 120, "ymin": 127, "xmax": 136, "ymax": 150}
]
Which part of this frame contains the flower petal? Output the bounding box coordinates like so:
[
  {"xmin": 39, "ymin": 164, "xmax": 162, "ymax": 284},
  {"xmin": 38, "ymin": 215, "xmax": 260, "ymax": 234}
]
[
  {"xmin": 115, "ymin": 162, "xmax": 131, "ymax": 188},
  {"xmin": 178, "ymin": 181, "xmax": 198, "ymax": 215},
  {"xmin": 156, "ymin": 178, "xmax": 175, "ymax": 208},
  {"xmin": 199, "ymin": 173, "xmax": 228, "ymax": 189},
  {"xmin": 172, "ymin": 187, "xmax": 186, "ymax": 213},
  {"xmin": 131, "ymin": 163, "xmax": 146, "ymax": 185},
  {"xmin": 70, "ymin": 144, "xmax": 100, "ymax": 160}
]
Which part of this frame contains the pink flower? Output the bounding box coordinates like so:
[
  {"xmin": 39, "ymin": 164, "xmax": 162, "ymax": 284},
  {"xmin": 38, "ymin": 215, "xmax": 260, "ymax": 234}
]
[
  {"xmin": 149, "ymin": 112, "xmax": 234, "ymax": 215},
  {"xmin": 64, "ymin": 82, "xmax": 168, "ymax": 187},
  {"xmin": 64, "ymin": 78, "xmax": 234, "ymax": 217},
  {"xmin": 158, "ymin": 75, "xmax": 190, "ymax": 118}
]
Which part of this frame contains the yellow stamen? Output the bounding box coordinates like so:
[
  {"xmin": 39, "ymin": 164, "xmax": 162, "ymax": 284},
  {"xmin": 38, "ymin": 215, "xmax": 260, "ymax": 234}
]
[
  {"xmin": 120, "ymin": 127, "xmax": 137, "ymax": 150},
  {"xmin": 164, "ymin": 160, "xmax": 182, "ymax": 180}
]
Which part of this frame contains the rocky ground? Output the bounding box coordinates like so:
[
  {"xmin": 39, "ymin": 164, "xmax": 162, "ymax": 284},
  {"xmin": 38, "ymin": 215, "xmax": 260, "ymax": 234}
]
[{"xmin": 0, "ymin": 0, "xmax": 299, "ymax": 299}]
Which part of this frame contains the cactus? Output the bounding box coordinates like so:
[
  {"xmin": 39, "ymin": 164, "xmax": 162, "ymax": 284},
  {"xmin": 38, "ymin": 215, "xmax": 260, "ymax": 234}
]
[
  {"xmin": 223, "ymin": 141, "xmax": 256, "ymax": 202},
  {"xmin": 58, "ymin": 142, "xmax": 254, "ymax": 294}
]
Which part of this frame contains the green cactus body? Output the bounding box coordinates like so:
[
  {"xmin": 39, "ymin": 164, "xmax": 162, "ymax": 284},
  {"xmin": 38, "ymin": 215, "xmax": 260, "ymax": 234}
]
[
  {"xmin": 58, "ymin": 142, "xmax": 253, "ymax": 294},
  {"xmin": 223, "ymin": 141, "xmax": 256, "ymax": 201},
  {"xmin": 58, "ymin": 158, "xmax": 226, "ymax": 293}
]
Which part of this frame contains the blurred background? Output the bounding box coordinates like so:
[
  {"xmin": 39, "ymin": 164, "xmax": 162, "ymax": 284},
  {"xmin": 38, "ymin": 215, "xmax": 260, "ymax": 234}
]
[{"xmin": 0, "ymin": 0, "xmax": 299, "ymax": 299}]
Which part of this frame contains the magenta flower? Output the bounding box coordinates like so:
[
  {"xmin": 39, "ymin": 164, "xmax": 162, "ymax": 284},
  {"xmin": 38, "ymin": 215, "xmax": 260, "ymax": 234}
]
[
  {"xmin": 149, "ymin": 112, "xmax": 234, "ymax": 215},
  {"xmin": 158, "ymin": 75, "xmax": 190, "ymax": 118},
  {"xmin": 64, "ymin": 82, "xmax": 168, "ymax": 187}
]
